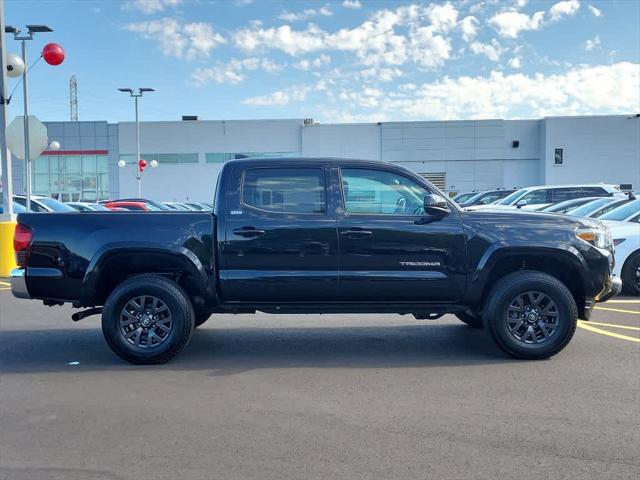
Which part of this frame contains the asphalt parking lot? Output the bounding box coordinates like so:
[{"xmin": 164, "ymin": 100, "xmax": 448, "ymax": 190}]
[{"xmin": 0, "ymin": 282, "xmax": 638, "ymax": 480}]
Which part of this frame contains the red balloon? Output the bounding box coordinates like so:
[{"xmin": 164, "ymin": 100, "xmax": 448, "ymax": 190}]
[
  {"xmin": 42, "ymin": 43, "xmax": 65, "ymax": 66},
  {"xmin": 138, "ymin": 159, "xmax": 147, "ymax": 172}
]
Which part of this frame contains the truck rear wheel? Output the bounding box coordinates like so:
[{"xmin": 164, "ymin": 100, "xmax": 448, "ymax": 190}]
[
  {"xmin": 102, "ymin": 275, "xmax": 195, "ymax": 364},
  {"xmin": 484, "ymin": 271, "xmax": 577, "ymax": 359}
]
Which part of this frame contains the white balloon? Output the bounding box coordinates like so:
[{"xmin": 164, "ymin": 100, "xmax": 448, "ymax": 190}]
[
  {"xmin": 150, "ymin": 159, "xmax": 158, "ymax": 168},
  {"xmin": 49, "ymin": 140, "xmax": 61, "ymax": 151},
  {"xmin": 6, "ymin": 53, "xmax": 25, "ymax": 78},
  {"xmin": 117, "ymin": 159, "xmax": 126, "ymax": 168}
]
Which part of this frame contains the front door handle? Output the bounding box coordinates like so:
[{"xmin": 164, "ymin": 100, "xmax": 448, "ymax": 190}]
[
  {"xmin": 233, "ymin": 227, "xmax": 266, "ymax": 238},
  {"xmin": 341, "ymin": 229, "xmax": 373, "ymax": 238}
]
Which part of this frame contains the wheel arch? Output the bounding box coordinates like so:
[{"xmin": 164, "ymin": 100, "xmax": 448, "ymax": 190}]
[
  {"xmin": 468, "ymin": 246, "xmax": 589, "ymax": 318},
  {"xmin": 80, "ymin": 243, "xmax": 215, "ymax": 308}
]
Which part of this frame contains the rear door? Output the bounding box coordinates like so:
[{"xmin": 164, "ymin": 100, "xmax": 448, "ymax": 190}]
[
  {"xmin": 220, "ymin": 165, "xmax": 339, "ymax": 303},
  {"xmin": 336, "ymin": 166, "xmax": 466, "ymax": 303}
]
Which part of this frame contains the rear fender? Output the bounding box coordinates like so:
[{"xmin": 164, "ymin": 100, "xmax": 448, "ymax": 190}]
[{"xmin": 80, "ymin": 242, "xmax": 215, "ymax": 306}]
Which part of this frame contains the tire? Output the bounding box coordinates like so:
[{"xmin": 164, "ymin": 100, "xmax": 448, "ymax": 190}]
[
  {"xmin": 483, "ymin": 271, "xmax": 577, "ymax": 360},
  {"xmin": 455, "ymin": 311, "xmax": 483, "ymax": 329},
  {"xmin": 621, "ymin": 251, "xmax": 640, "ymax": 296},
  {"xmin": 102, "ymin": 275, "xmax": 195, "ymax": 364},
  {"xmin": 194, "ymin": 311, "xmax": 211, "ymax": 328}
]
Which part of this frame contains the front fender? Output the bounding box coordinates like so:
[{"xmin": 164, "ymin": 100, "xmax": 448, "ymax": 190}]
[{"xmin": 465, "ymin": 243, "xmax": 590, "ymax": 306}]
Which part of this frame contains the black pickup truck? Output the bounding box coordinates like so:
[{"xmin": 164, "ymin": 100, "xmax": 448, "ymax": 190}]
[{"xmin": 11, "ymin": 158, "xmax": 621, "ymax": 363}]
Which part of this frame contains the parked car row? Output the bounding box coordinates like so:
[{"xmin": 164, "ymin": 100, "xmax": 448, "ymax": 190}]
[{"xmin": 0, "ymin": 195, "xmax": 212, "ymax": 213}]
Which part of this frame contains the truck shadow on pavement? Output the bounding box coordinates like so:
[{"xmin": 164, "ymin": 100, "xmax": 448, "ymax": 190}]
[{"xmin": 0, "ymin": 323, "xmax": 518, "ymax": 374}]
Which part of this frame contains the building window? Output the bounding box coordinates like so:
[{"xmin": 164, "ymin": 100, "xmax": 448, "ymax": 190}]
[
  {"xmin": 32, "ymin": 154, "xmax": 110, "ymax": 201},
  {"xmin": 554, "ymin": 148, "xmax": 563, "ymax": 165},
  {"xmin": 206, "ymin": 152, "xmax": 297, "ymax": 163},
  {"xmin": 120, "ymin": 153, "xmax": 198, "ymax": 164}
]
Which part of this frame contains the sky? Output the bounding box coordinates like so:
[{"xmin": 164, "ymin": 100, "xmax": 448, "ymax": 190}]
[{"xmin": 3, "ymin": 0, "xmax": 640, "ymax": 124}]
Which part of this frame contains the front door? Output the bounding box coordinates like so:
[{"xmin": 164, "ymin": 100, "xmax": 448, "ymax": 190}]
[
  {"xmin": 221, "ymin": 165, "xmax": 339, "ymax": 303},
  {"xmin": 337, "ymin": 167, "xmax": 466, "ymax": 303}
]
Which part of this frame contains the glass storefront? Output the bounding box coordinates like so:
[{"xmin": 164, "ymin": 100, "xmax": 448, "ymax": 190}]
[{"xmin": 32, "ymin": 154, "xmax": 110, "ymax": 202}]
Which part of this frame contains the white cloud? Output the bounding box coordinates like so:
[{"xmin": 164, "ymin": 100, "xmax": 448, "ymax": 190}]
[
  {"xmin": 363, "ymin": 62, "xmax": 639, "ymax": 120},
  {"xmin": 234, "ymin": 4, "xmax": 459, "ymax": 69},
  {"xmin": 294, "ymin": 54, "xmax": 332, "ymax": 70},
  {"xmin": 233, "ymin": 24, "xmax": 327, "ymax": 55},
  {"xmin": 425, "ymin": 2, "xmax": 459, "ymax": 32},
  {"xmin": 489, "ymin": 10, "xmax": 545, "ymax": 38},
  {"xmin": 123, "ymin": 0, "xmax": 182, "ymax": 14},
  {"xmin": 588, "ymin": 4, "xmax": 602, "ymax": 17},
  {"xmin": 342, "ymin": 0, "xmax": 362, "ymax": 9},
  {"xmin": 585, "ymin": 35, "xmax": 601, "ymax": 51},
  {"xmin": 243, "ymin": 84, "xmax": 317, "ymax": 106},
  {"xmin": 191, "ymin": 57, "xmax": 282, "ymax": 86},
  {"xmin": 508, "ymin": 56, "xmax": 521, "ymax": 68},
  {"xmin": 470, "ymin": 39, "xmax": 505, "ymax": 61},
  {"xmin": 490, "ymin": 0, "xmax": 579, "ymax": 38},
  {"xmin": 359, "ymin": 66, "xmax": 403, "ymax": 82},
  {"xmin": 460, "ymin": 16, "xmax": 479, "ymax": 42},
  {"xmin": 278, "ymin": 6, "xmax": 333, "ymax": 22},
  {"xmin": 549, "ymin": 0, "xmax": 580, "ymax": 22},
  {"xmin": 125, "ymin": 18, "xmax": 225, "ymax": 59}
]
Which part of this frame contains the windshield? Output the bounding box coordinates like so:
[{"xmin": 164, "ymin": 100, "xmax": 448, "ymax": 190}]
[
  {"xmin": 599, "ymin": 199, "xmax": 640, "ymax": 221},
  {"xmin": 566, "ymin": 198, "xmax": 616, "ymax": 217},
  {"xmin": 496, "ymin": 188, "xmax": 528, "ymax": 205},
  {"xmin": 36, "ymin": 197, "xmax": 76, "ymax": 212}
]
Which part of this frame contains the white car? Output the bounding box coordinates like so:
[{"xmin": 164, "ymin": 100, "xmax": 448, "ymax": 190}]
[
  {"xmin": 598, "ymin": 199, "xmax": 640, "ymax": 223},
  {"xmin": 467, "ymin": 184, "xmax": 623, "ymax": 211},
  {"xmin": 605, "ymin": 221, "xmax": 640, "ymax": 295}
]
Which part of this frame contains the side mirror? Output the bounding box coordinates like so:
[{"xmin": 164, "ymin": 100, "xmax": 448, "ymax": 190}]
[
  {"xmin": 423, "ymin": 194, "xmax": 450, "ymax": 217},
  {"xmin": 516, "ymin": 199, "xmax": 529, "ymax": 209}
]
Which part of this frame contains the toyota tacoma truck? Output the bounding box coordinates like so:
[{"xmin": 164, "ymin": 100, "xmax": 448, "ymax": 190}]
[{"xmin": 10, "ymin": 158, "xmax": 621, "ymax": 364}]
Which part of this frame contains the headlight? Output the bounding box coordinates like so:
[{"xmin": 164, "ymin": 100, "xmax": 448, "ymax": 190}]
[{"xmin": 576, "ymin": 227, "xmax": 610, "ymax": 249}]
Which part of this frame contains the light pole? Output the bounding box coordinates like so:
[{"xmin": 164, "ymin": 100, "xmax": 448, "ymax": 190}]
[
  {"xmin": 118, "ymin": 87, "xmax": 154, "ymax": 197},
  {"xmin": 5, "ymin": 24, "xmax": 52, "ymax": 212}
]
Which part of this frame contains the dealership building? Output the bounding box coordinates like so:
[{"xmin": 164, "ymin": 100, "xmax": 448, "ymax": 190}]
[{"xmin": 8, "ymin": 114, "xmax": 640, "ymax": 203}]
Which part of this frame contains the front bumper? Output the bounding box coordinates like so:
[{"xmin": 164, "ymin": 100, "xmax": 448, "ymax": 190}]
[
  {"xmin": 10, "ymin": 268, "xmax": 30, "ymax": 299},
  {"xmin": 599, "ymin": 276, "xmax": 623, "ymax": 303},
  {"xmin": 583, "ymin": 275, "xmax": 622, "ymax": 320}
]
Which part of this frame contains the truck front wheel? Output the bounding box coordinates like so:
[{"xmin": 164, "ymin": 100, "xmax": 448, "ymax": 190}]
[
  {"xmin": 484, "ymin": 271, "xmax": 577, "ymax": 359},
  {"xmin": 455, "ymin": 311, "xmax": 483, "ymax": 328},
  {"xmin": 102, "ymin": 275, "xmax": 195, "ymax": 364}
]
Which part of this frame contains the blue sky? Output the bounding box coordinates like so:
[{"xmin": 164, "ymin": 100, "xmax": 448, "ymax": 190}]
[{"xmin": 4, "ymin": 0, "xmax": 639, "ymax": 123}]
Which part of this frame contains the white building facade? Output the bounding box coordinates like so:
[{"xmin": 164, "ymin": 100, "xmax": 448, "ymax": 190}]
[{"xmin": 10, "ymin": 114, "xmax": 639, "ymax": 202}]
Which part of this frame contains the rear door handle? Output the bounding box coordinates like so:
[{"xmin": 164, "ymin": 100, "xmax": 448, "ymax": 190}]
[
  {"xmin": 341, "ymin": 229, "xmax": 373, "ymax": 238},
  {"xmin": 233, "ymin": 227, "xmax": 266, "ymax": 238}
]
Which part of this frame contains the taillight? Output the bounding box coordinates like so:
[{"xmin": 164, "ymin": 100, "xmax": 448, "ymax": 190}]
[{"xmin": 14, "ymin": 224, "xmax": 33, "ymax": 267}]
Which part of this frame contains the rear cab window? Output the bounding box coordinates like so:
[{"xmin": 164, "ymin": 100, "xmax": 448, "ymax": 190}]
[{"xmin": 241, "ymin": 167, "xmax": 326, "ymax": 214}]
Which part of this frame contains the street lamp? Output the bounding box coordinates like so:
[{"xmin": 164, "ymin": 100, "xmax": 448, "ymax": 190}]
[
  {"xmin": 118, "ymin": 87, "xmax": 154, "ymax": 197},
  {"xmin": 5, "ymin": 24, "xmax": 53, "ymax": 212}
]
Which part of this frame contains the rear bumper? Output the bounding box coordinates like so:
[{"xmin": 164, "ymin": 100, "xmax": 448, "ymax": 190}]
[{"xmin": 10, "ymin": 268, "xmax": 30, "ymax": 299}]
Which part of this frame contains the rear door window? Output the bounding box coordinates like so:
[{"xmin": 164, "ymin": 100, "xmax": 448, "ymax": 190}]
[{"xmin": 242, "ymin": 167, "xmax": 326, "ymax": 214}]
